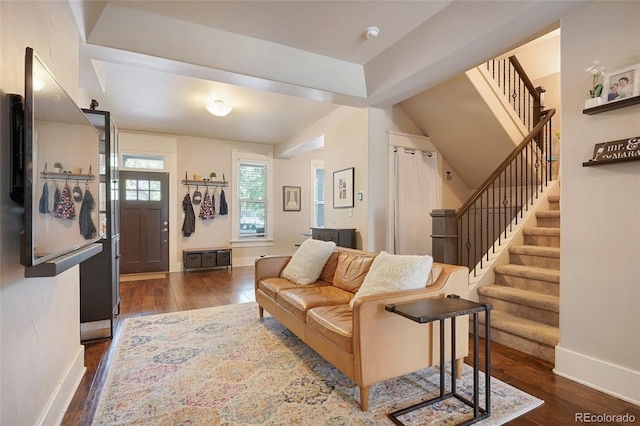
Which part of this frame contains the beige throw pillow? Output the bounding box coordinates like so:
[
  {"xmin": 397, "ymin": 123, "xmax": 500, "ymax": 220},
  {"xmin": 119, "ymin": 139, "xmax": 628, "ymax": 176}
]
[
  {"xmin": 349, "ymin": 251, "xmax": 433, "ymax": 308},
  {"xmin": 280, "ymin": 239, "xmax": 336, "ymax": 285}
]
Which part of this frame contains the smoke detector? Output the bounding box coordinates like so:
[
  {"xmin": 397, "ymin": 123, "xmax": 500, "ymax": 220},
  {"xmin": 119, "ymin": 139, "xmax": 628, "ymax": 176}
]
[{"xmin": 363, "ymin": 26, "xmax": 380, "ymax": 40}]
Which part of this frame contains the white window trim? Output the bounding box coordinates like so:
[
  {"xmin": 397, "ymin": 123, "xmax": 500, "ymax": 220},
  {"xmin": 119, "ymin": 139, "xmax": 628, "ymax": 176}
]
[
  {"xmin": 310, "ymin": 159, "xmax": 325, "ymax": 228},
  {"xmin": 230, "ymin": 150, "xmax": 274, "ymax": 247}
]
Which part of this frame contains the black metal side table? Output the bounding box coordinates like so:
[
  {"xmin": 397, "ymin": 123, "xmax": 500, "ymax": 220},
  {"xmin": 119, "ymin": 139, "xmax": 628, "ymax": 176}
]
[{"xmin": 385, "ymin": 295, "xmax": 492, "ymax": 426}]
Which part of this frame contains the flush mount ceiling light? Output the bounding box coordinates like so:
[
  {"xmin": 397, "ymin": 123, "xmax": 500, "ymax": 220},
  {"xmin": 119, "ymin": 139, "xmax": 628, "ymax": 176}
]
[
  {"xmin": 363, "ymin": 26, "xmax": 380, "ymax": 40},
  {"xmin": 206, "ymin": 99, "xmax": 232, "ymax": 117}
]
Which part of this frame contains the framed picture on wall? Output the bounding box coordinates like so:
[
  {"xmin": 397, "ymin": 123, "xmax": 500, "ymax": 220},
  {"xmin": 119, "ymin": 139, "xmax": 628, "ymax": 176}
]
[
  {"xmin": 333, "ymin": 167, "xmax": 354, "ymax": 209},
  {"xmin": 603, "ymin": 63, "xmax": 640, "ymax": 104},
  {"xmin": 283, "ymin": 186, "xmax": 301, "ymax": 211}
]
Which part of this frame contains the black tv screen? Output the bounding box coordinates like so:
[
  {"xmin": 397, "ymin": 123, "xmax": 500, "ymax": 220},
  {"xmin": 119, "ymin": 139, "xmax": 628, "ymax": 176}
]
[{"xmin": 21, "ymin": 47, "xmax": 101, "ymax": 268}]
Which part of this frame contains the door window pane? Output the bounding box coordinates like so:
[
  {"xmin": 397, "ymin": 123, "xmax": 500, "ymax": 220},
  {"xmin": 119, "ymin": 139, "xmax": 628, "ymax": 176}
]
[{"xmin": 124, "ymin": 179, "xmax": 162, "ymax": 201}]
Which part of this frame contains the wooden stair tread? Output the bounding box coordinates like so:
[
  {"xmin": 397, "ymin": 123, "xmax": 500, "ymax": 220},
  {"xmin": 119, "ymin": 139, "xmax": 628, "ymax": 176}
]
[
  {"xmin": 494, "ymin": 264, "xmax": 560, "ymax": 283},
  {"xmin": 478, "ymin": 284, "xmax": 559, "ymax": 312},
  {"xmin": 479, "ymin": 310, "xmax": 559, "ymax": 347}
]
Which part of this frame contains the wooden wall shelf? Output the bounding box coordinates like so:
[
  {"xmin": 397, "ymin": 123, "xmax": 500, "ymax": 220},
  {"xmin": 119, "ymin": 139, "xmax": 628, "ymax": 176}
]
[
  {"xmin": 182, "ymin": 179, "xmax": 228, "ymax": 188},
  {"xmin": 583, "ymin": 156, "xmax": 640, "ymax": 167},
  {"xmin": 41, "ymin": 172, "xmax": 95, "ymax": 181},
  {"xmin": 582, "ymin": 96, "xmax": 640, "ymax": 115},
  {"xmin": 583, "ymin": 136, "xmax": 640, "ymax": 167}
]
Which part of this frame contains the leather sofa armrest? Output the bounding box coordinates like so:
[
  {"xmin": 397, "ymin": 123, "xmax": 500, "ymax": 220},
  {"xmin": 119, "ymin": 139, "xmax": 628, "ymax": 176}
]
[
  {"xmin": 351, "ymin": 264, "xmax": 469, "ymax": 387},
  {"xmin": 254, "ymin": 255, "xmax": 292, "ymax": 289},
  {"xmin": 428, "ymin": 263, "xmax": 470, "ymax": 295}
]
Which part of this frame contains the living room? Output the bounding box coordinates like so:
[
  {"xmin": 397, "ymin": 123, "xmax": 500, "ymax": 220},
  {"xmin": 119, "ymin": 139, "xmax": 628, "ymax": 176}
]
[{"xmin": 1, "ymin": 1, "xmax": 638, "ymax": 425}]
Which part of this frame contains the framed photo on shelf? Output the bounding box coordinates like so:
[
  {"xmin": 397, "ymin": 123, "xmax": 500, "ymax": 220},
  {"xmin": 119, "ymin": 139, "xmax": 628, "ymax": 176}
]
[
  {"xmin": 283, "ymin": 186, "xmax": 301, "ymax": 211},
  {"xmin": 333, "ymin": 167, "xmax": 354, "ymax": 209},
  {"xmin": 603, "ymin": 63, "xmax": 640, "ymax": 104}
]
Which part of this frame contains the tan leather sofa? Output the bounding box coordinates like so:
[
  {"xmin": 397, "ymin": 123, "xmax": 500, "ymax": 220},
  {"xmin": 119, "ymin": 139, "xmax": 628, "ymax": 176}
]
[{"xmin": 254, "ymin": 247, "xmax": 470, "ymax": 411}]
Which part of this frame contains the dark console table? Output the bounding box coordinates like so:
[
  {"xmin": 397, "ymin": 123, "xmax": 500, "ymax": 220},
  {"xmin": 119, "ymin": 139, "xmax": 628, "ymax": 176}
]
[
  {"xmin": 385, "ymin": 296, "xmax": 492, "ymax": 426},
  {"xmin": 310, "ymin": 227, "xmax": 356, "ymax": 248}
]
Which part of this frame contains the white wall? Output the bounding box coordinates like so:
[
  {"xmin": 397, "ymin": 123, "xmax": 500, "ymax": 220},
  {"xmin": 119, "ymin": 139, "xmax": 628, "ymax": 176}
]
[
  {"xmin": 556, "ymin": 1, "xmax": 640, "ymax": 404},
  {"xmin": 366, "ymin": 106, "xmax": 422, "ymax": 251},
  {"xmin": 130, "ymin": 103, "xmax": 433, "ymax": 263},
  {"xmin": 273, "ymin": 149, "xmax": 324, "ymax": 254},
  {"xmin": 118, "ymin": 132, "xmax": 180, "ymax": 269},
  {"xmin": 281, "ymin": 106, "xmax": 370, "ymax": 248},
  {"xmin": 119, "ymin": 131, "xmax": 325, "ymax": 269},
  {"xmin": 1, "ymin": 2, "xmax": 87, "ymax": 424},
  {"xmin": 120, "ymin": 132, "xmax": 273, "ymax": 269},
  {"xmin": 176, "ymin": 135, "xmax": 273, "ymax": 266}
]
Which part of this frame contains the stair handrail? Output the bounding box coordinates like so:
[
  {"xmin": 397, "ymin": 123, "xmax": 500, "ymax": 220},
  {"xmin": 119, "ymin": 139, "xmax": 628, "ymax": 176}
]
[
  {"xmin": 486, "ymin": 55, "xmax": 545, "ymax": 131},
  {"xmin": 456, "ymin": 108, "xmax": 555, "ymax": 219},
  {"xmin": 510, "ymin": 56, "xmax": 546, "ymax": 129},
  {"xmin": 456, "ymin": 108, "xmax": 556, "ymax": 276},
  {"xmin": 509, "ymin": 56, "xmax": 540, "ymax": 103}
]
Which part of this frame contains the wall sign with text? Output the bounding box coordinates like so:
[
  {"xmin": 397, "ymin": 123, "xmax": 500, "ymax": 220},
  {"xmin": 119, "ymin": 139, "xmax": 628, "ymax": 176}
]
[{"xmin": 583, "ymin": 136, "xmax": 640, "ymax": 167}]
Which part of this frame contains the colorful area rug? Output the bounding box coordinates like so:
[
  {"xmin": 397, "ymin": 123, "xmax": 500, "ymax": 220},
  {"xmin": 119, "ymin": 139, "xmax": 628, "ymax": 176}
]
[{"xmin": 92, "ymin": 302, "xmax": 543, "ymax": 425}]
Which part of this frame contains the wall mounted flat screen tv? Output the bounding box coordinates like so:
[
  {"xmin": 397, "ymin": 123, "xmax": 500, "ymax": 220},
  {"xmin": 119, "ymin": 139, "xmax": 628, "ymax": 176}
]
[{"xmin": 14, "ymin": 47, "xmax": 101, "ymax": 272}]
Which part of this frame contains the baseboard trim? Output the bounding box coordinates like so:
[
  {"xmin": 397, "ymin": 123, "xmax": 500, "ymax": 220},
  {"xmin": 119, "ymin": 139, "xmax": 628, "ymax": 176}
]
[
  {"xmin": 234, "ymin": 256, "xmax": 258, "ymax": 267},
  {"xmin": 37, "ymin": 346, "xmax": 86, "ymax": 426},
  {"xmin": 554, "ymin": 345, "xmax": 640, "ymax": 405}
]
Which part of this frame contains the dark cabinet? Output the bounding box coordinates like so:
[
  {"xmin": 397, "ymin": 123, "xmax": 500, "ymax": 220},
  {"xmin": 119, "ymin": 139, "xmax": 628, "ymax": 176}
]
[
  {"xmin": 80, "ymin": 109, "xmax": 120, "ymax": 342},
  {"xmin": 311, "ymin": 228, "xmax": 356, "ymax": 249}
]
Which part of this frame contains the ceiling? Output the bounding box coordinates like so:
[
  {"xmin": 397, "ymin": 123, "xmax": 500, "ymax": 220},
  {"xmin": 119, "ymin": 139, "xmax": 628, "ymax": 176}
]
[{"xmin": 71, "ymin": 1, "xmax": 585, "ymax": 146}]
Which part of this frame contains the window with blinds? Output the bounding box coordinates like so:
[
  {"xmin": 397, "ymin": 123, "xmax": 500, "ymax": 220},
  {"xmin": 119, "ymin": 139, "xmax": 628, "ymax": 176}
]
[
  {"xmin": 314, "ymin": 165, "xmax": 325, "ymax": 228},
  {"xmin": 238, "ymin": 161, "xmax": 267, "ymax": 238}
]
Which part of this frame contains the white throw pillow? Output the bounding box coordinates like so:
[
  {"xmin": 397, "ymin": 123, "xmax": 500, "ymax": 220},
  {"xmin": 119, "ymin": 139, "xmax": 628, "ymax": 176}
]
[
  {"xmin": 350, "ymin": 251, "xmax": 433, "ymax": 308},
  {"xmin": 280, "ymin": 239, "xmax": 337, "ymax": 285}
]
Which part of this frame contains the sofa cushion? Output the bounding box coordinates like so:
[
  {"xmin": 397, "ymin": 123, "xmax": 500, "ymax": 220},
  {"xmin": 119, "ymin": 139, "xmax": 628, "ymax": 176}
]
[
  {"xmin": 280, "ymin": 239, "xmax": 336, "ymax": 285},
  {"xmin": 426, "ymin": 264, "xmax": 443, "ymax": 286},
  {"xmin": 333, "ymin": 252, "xmax": 375, "ymax": 293},
  {"xmin": 319, "ymin": 252, "xmax": 339, "ymax": 283},
  {"xmin": 278, "ymin": 287, "xmax": 353, "ymax": 322},
  {"xmin": 350, "ymin": 251, "xmax": 433, "ymax": 308},
  {"xmin": 307, "ymin": 305, "xmax": 353, "ymax": 353},
  {"xmin": 259, "ymin": 277, "xmax": 328, "ymax": 301}
]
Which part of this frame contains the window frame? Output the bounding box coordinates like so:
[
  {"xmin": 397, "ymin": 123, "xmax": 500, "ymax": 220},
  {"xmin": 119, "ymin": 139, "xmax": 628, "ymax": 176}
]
[
  {"xmin": 231, "ymin": 150, "xmax": 274, "ymax": 247},
  {"xmin": 310, "ymin": 159, "xmax": 325, "ymax": 228}
]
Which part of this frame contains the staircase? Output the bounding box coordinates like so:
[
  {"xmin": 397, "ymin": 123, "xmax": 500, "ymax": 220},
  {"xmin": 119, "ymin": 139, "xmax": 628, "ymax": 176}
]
[{"xmin": 477, "ymin": 194, "xmax": 560, "ymax": 363}]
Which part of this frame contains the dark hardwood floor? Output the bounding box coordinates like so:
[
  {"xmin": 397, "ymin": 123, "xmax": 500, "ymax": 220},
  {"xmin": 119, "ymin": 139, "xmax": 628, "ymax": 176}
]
[{"xmin": 62, "ymin": 266, "xmax": 639, "ymax": 425}]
